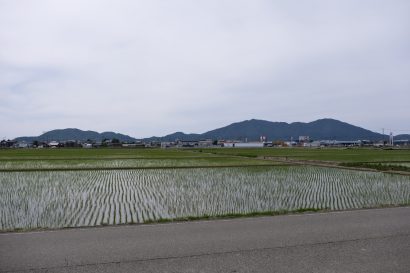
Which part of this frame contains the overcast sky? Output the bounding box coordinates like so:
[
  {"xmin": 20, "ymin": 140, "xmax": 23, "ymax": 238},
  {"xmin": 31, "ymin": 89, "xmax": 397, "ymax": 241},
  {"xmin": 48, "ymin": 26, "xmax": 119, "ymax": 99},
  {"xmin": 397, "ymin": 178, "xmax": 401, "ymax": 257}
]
[{"xmin": 1, "ymin": 0, "xmax": 409, "ymax": 139}]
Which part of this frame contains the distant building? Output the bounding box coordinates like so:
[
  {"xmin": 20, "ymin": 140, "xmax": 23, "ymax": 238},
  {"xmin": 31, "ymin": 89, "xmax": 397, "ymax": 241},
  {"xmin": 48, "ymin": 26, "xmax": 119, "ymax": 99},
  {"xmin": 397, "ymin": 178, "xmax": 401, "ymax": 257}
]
[
  {"xmin": 223, "ymin": 142, "xmax": 264, "ymax": 148},
  {"xmin": 122, "ymin": 143, "xmax": 145, "ymax": 148},
  {"xmin": 393, "ymin": 139, "xmax": 410, "ymax": 146},
  {"xmin": 284, "ymin": 141, "xmax": 297, "ymax": 147},
  {"xmin": 221, "ymin": 141, "xmax": 237, "ymax": 148},
  {"xmin": 48, "ymin": 141, "xmax": 59, "ymax": 148},
  {"xmin": 198, "ymin": 139, "xmax": 213, "ymax": 147},
  {"xmin": 177, "ymin": 140, "xmax": 198, "ymax": 148},
  {"xmin": 82, "ymin": 143, "xmax": 93, "ymax": 148},
  {"xmin": 146, "ymin": 141, "xmax": 161, "ymax": 148},
  {"xmin": 0, "ymin": 140, "xmax": 16, "ymax": 148},
  {"xmin": 298, "ymin": 136, "xmax": 310, "ymax": 142},
  {"xmin": 305, "ymin": 140, "xmax": 362, "ymax": 147},
  {"xmin": 161, "ymin": 142, "xmax": 176, "ymax": 148},
  {"xmin": 17, "ymin": 141, "xmax": 28, "ymax": 148},
  {"xmin": 235, "ymin": 142, "xmax": 264, "ymax": 148}
]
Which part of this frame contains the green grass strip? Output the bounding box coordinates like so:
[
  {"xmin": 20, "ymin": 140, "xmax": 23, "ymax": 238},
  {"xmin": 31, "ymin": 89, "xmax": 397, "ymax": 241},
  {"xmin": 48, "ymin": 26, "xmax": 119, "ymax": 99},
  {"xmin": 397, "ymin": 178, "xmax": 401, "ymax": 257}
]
[
  {"xmin": 145, "ymin": 208, "xmax": 325, "ymax": 224},
  {"xmin": 341, "ymin": 162, "xmax": 410, "ymax": 172}
]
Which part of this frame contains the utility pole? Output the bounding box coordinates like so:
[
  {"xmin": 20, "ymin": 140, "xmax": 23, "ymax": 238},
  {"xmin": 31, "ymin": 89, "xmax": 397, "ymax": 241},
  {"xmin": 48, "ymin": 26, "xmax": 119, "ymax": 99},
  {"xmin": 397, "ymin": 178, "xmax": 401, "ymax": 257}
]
[{"xmin": 389, "ymin": 132, "xmax": 394, "ymax": 146}]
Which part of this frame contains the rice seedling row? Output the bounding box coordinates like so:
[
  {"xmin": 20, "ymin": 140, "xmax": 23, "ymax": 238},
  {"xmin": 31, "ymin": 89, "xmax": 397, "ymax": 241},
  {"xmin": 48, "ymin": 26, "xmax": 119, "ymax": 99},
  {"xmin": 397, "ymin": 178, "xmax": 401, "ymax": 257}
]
[{"xmin": 0, "ymin": 166, "xmax": 409, "ymax": 231}]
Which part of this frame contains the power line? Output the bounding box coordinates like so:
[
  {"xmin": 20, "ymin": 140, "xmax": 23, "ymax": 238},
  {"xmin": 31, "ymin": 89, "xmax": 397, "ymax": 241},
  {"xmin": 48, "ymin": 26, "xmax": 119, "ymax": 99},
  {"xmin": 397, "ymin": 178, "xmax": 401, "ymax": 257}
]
[{"xmin": 377, "ymin": 129, "xmax": 410, "ymax": 134}]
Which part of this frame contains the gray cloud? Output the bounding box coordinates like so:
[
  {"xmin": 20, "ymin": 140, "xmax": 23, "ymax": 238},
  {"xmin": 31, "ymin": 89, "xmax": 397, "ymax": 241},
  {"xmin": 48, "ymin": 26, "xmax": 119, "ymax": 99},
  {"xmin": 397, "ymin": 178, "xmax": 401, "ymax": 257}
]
[{"xmin": 0, "ymin": 0, "xmax": 409, "ymax": 139}]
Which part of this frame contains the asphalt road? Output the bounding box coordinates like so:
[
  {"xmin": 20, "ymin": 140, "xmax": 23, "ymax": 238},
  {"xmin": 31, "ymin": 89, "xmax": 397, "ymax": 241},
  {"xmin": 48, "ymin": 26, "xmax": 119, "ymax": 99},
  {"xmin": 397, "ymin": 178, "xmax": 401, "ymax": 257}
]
[{"xmin": 1, "ymin": 207, "xmax": 409, "ymax": 273}]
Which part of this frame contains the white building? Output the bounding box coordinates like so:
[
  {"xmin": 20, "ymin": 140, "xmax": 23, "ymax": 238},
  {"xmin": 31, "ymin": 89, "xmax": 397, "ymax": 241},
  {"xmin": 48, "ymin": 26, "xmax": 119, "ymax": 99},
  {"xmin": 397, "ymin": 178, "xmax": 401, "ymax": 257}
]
[
  {"xmin": 17, "ymin": 142, "xmax": 28, "ymax": 148},
  {"xmin": 48, "ymin": 141, "xmax": 59, "ymax": 148},
  {"xmin": 82, "ymin": 143, "xmax": 93, "ymax": 148},
  {"xmin": 223, "ymin": 142, "xmax": 264, "ymax": 148},
  {"xmin": 299, "ymin": 136, "xmax": 310, "ymax": 142}
]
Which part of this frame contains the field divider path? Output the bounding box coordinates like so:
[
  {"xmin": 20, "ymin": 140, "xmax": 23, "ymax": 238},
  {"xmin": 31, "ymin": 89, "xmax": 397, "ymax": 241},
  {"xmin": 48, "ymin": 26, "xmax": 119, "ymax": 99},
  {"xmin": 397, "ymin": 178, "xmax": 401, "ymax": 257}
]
[
  {"xmin": 0, "ymin": 155, "xmax": 234, "ymax": 161},
  {"xmin": 258, "ymin": 156, "xmax": 410, "ymax": 176}
]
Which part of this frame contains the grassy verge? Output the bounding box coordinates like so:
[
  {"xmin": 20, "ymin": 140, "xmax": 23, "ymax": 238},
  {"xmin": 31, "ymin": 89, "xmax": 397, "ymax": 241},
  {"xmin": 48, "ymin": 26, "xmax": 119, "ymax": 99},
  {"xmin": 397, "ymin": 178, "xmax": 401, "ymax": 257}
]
[
  {"xmin": 145, "ymin": 208, "xmax": 325, "ymax": 224},
  {"xmin": 340, "ymin": 162, "xmax": 410, "ymax": 173},
  {"xmin": 203, "ymin": 147, "xmax": 410, "ymax": 163}
]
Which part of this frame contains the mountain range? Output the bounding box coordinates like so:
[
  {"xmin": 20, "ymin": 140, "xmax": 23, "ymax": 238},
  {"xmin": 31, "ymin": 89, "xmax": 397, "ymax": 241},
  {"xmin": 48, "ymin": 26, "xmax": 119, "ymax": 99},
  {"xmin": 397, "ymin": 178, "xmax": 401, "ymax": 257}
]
[
  {"xmin": 14, "ymin": 118, "xmax": 409, "ymax": 143},
  {"xmin": 15, "ymin": 129, "xmax": 136, "ymax": 143}
]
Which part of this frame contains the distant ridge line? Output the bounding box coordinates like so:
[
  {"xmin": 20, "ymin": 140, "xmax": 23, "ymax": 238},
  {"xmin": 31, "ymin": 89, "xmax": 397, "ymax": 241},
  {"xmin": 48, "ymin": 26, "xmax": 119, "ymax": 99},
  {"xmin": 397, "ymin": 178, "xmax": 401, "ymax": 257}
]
[{"xmin": 13, "ymin": 118, "xmax": 406, "ymax": 142}]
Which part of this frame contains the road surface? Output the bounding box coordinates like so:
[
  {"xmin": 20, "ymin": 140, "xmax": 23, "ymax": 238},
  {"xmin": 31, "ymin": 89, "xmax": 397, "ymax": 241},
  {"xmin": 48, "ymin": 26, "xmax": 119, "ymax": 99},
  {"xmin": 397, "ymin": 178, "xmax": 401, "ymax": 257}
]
[{"xmin": 1, "ymin": 207, "xmax": 409, "ymax": 272}]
